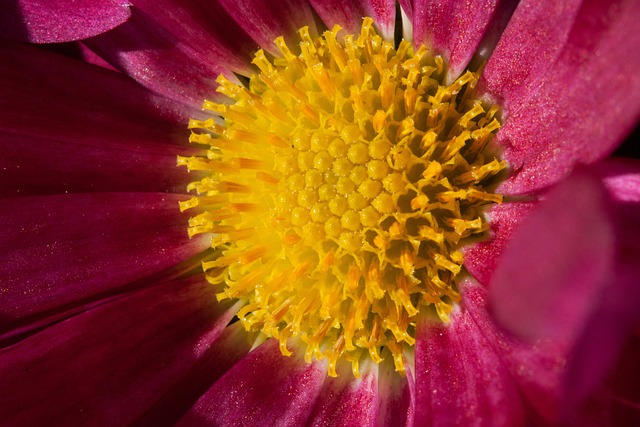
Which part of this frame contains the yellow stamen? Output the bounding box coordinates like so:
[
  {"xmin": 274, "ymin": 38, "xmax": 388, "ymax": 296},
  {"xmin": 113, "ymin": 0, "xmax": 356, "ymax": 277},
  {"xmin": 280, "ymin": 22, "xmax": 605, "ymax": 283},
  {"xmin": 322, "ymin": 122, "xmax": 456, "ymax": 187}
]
[{"xmin": 180, "ymin": 18, "xmax": 506, "ymax": 377}]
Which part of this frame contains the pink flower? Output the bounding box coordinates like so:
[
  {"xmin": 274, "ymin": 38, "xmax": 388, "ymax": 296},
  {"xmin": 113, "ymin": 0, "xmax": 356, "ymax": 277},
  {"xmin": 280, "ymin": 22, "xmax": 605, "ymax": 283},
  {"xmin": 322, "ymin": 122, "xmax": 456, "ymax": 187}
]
[{"xmin": 1, "ymin": 0, "xmax": 639, "ymax": 425}]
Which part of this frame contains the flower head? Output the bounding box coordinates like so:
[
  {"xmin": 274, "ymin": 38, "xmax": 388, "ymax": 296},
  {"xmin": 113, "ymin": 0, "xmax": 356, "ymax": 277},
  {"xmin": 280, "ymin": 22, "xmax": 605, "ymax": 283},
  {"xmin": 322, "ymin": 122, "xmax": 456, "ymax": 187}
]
[{"xmin": 1, "ymin": 0, "xmax": 640, "ymax": 426}]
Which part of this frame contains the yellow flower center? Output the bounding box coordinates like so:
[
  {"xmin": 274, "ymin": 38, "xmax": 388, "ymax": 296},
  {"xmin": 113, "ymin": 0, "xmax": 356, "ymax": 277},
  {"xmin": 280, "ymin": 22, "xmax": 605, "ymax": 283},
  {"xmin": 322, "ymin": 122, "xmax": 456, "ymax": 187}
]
[{"xmin": 178, "ymin": 18, "xmax": 505, "ymax": 377}]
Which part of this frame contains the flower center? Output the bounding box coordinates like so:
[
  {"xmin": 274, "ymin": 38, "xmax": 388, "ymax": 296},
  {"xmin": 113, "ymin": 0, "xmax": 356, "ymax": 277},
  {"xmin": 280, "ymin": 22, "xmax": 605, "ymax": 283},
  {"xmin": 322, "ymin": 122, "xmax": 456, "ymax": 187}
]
[{"xmin": 179, "ymin": 18, "xmax": 505, "ymax": 377}]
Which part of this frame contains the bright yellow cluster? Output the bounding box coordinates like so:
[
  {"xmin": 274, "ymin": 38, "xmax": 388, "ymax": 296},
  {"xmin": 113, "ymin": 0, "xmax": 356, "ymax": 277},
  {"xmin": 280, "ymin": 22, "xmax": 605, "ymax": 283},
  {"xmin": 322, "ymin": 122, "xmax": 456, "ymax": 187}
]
[{"xmin": 179, "ymin": 18, "xmax": 505, "ymax": 377}]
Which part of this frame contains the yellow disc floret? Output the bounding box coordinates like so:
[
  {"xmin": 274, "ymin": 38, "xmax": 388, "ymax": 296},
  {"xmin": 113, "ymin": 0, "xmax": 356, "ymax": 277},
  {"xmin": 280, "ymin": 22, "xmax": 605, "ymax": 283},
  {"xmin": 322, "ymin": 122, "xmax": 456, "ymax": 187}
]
[{"xmin": 179, "ymin": 18, "xmax": 506, "ymax": 377}]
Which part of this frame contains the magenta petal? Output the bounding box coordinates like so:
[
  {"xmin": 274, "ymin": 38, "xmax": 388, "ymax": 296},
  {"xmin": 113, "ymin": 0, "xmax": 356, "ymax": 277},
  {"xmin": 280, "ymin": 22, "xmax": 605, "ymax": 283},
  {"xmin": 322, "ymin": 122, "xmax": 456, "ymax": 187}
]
[
  {"xmin": 309, "ymin": 0, "xmax": 396, "ymax": 40},
  {"xmin": 134, "ymin": 321, "xmax": 252, "ymax": 426},
  {"xmin": 308, "ymin": 365, "xmax": 378, "ymax": 426},
  {"xmin": 0, "ymin": 41, "xmax": 192, "ymax": 139},
  {"xmin": 0, "ymin": 275, "xmax": 235, "ymax": 426},
  {"xmin": 177, "ymin": 339, "xmax": 326, "ymax": 426},
  {"xmin": 462, "ymin": 200, "xmax": 537, "ymax": 286},
  {"xmin": 0, "ymin": 0, "xmax": 130, "ymax": 43},
  {"xmin": 0, "ymin": 193, "xmax": 209, "ymax": 324},
  {"xmin": 130, "ymin": 0, "xmax": 254, "ymax": 75},
  {"xmin": 85, "ymin": 8, "xmax": 223, "ymax": 109},
  {"xmin": 597, "ymin": 157, "xmax": 640, "ymax": 203},
  {"xmin": 0, "ymin": 131, "xmax": 199, "ymax": 197},
  {"xmin": 216, "ymin": 0, "xmax": 318, "ymax": 55},
  {"xmin": 461, "ymin": 279, "xmax": 567, "ymax": 420},
  {"xmin": 480, "ymin": 0, "xmax": 583, "ymax": 114},
  {"xmin": 409, "ymin": 0, "xmax": 507, "ymax": 80},
  {"xmin": 489, "ymin": 171, "xmax": 614, "ymax": 343},
  {"xmin": 489, "ymin": 167, "xmax": 640, "ymax": 411},
  {"xmin": 376, "ymin": 360, "xmax": 415, "ymax": 426},
  {"xmin": 414, "ymin": 306, "xmax": 525, "ymax": 426},
  {"xmin": 486, "ymin": 0, "xmax": 640, "ymax": 194}
]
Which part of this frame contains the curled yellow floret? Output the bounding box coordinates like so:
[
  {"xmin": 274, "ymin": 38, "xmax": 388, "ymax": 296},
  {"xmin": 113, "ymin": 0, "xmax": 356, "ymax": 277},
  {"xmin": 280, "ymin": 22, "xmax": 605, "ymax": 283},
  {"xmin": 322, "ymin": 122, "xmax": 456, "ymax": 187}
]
[{"xmin": 179, "ymin": 18, "xmax": 506, "ymax": 377}]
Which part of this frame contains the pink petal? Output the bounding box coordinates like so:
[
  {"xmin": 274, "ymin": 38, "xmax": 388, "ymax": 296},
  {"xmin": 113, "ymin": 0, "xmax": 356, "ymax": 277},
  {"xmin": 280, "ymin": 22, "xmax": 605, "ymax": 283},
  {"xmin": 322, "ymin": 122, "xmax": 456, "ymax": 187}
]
[
  {"xmin": 414, "ymin": 305, "xmax": 525, "ymax": 426},
  {"xmin": 597, "ymin": 157, "xmax": 640, "ymax": 203},
  {"xmin": 134, "ymin": 322, "xmax": 252, "ymax": 425},
  {"xmin": 0, "ymin": 193, "xmax": 209, "ymax": 327},
  {"xmin": 489, "ymin": 171, "xmax": 614, "ymax": 344},
  {"xmin": 309, "ymin": 0, "xmax": 396, "ymax": 40},
  {"xmin": 0, "ymin": 131, "xmax": 199, "ymax": 197},
  {"xmin": 461, "ymin": 278, "xmax": 569, "ymax": 421},
  {"xmin": 216, "ymin": 0, "xmax": 318, "ymax": 55},
  {"xmin": 85, "ymin": 8, "xmax": 224, "ymax": 109},
  {"xmin": 480, "ymin": 0, "xmax": 583, "ymax": 114},
  {"xmin": 0, "ymin": 0, "xmax": 131, "ymax": 43},
  {"xmin": 490, "ymin": 167, "xmax": 640, "ymax": 413},
  {"xmin": 408, "ymin": 0, "xmax": 510, "ymax": 80},
  {"xmin": 307, "ymin": 365, "xmax": 379, "ymax": 426},
  {"xmin": 0, "ymin": 41, "xmax": 193, "ymax": 139},
  {"xmin": 462, "ymin": 200, "xmax": 538, "ymax": 286},
  {"xmin": 376, "ymin": 359, "xmax": 415, "ymax": 426},
  {"xmin": 485, "ymin": 0, "xmax": 640, "ymax": 194},
  {"xmin": 177, "ymin": 339, "xmax": 326, "ymax": 426},
  {"xmin": 0, "ymin": 275, "xmax": 238, "ymax": 426},
  {"xmin": 0, "ymin": 41, "xmax": 201, "ymax": 196},
  {"xmin": 129, "ymin": 0, "xmax": 255, "ymax": 75}
]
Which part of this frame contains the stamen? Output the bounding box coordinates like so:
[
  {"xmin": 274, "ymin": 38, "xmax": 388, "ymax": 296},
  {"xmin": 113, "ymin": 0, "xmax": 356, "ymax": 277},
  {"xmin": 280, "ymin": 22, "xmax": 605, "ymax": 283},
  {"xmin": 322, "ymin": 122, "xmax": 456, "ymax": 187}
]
[{"xmin": 180, "ymin": 18, "xmax": 506, "ymax": 377}]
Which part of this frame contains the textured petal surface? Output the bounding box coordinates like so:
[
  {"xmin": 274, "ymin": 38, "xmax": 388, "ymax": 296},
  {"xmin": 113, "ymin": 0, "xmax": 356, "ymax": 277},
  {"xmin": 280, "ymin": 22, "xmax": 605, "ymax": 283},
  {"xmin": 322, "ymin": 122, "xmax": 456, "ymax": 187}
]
[
  {"xmin": 130, "ymin": 0, "xmax": 254, "ymax": 74},
  {"xmin": 484, "ymin": 0, "xmax": 640, "ymax": 193},
  {"xmin": 309, "ymin": 0, "xmax": 396, "ymax": 40},
  {"xmin": 307, "ymin": 365, "xmax": 379, "ymax": 426},
  {"xmin": 0, "ymin": 0, "xmax": 131, "ymax": 43},
  {"xmin": 0, "ymin": 275, "xmax": 236, "ymax": 426},
  {"xmin": 216, "ymin": 0, "xmax": 318, "ymax": 55},
  {"xmin": 376, "ymin": 359, "xmax": 414, "ymax": 426},
  {"xmin": 414, "ymin": 305, "xmax": 525, "ymax": 426},
  {"xmin": 408, "ymin": 0, "xmax": 508, "ymax": 80},
  {"xmin": 0, "ymin": 193, "xmax": 209, "ymax": 327},
  {"xmin": 0, "ymin": 131, "xmax": 198, "ymax": 197},
  {"xmin": 132, "ymin": 321, "xmax": 252, "ymax": 426},
  {"xmin": 462, "ymin": 200, "xmax": 538, "ymax": 286},
  {"xmin": 461, "ymin": 279, "xmax": 566, "ymax": 421},
  {"xmin": 0, "ymin": 41, "xmax": 199, "ymax": 196},
  {"xmin": 177, "ymin": 339, "xmax": 326, "ymax": 426},
  {"xmin": 85, "ymin": 8, "xmax": 223, "ymax": 109}
]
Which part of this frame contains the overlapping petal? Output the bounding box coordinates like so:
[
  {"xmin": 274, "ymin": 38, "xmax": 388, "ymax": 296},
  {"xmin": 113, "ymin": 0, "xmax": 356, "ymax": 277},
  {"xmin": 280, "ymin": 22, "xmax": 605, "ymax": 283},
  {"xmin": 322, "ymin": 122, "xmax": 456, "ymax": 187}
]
[
  {"xmin": 0, "ymin": 275, "xmax": 236, "ymax": 426},
  {"xmin": 489, "ymin": 162, "xmax": 640, "ymax": 415},
  {"xmin": 177, "ymin": 339, "xmax": 326, "ymax": 426},
  {"xmin": 309, "ymin": 0, "xmax": 396, "ymax": 39},
  {"xmin": 402, "ymin": 0, "xmax": 516, "ymax": 80},
  {"xmin": 0, "ymin": 193, "xmax": 209, "ymax": 331},
  {"xmin": 414, "ymin": 302, "xmax": 525, "ymax": 426},
  {"xmin": 215, "ymin": 0, "xmax": 318, "ymax": 55},
  {"xmin": 484, "ymin": 0, "xmax": 640, "ymax": 194},
  {"xmin": 0, "ymin": 0, "xmax": 131, "ymax": 43}
]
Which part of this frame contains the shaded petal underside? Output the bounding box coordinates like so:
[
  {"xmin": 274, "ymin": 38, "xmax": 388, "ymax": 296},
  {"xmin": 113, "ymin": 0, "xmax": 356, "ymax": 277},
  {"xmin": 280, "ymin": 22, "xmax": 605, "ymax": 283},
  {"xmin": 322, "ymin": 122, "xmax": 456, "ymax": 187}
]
[
  {"xmin": 309, "ymin": 0, "xmax": 396, "ymax": 40},
  {"xmin": 0, "ymin": 193, "xmax": 209, "ymax": 326},
  {"xmin": 215, "ymin": 0, "xmax": 318, "ymax": 56},
  {"xmin": 0, "ymin": 275, "xmax": 237, "ymax": 426}
]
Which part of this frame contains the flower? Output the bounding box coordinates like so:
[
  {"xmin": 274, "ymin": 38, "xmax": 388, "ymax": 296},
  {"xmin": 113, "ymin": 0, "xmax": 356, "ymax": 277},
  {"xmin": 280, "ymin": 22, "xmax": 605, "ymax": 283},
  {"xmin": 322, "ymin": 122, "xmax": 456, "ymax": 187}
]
[{"xmin": 1, "ymin": 0, "xmax": 639, "ymax": 426}]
